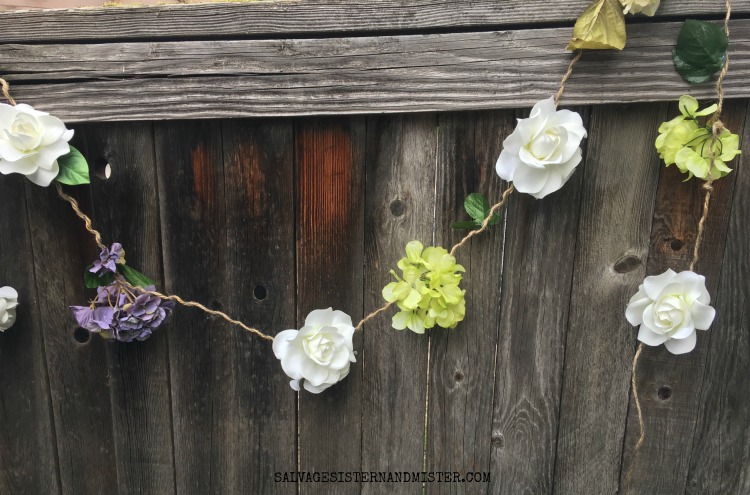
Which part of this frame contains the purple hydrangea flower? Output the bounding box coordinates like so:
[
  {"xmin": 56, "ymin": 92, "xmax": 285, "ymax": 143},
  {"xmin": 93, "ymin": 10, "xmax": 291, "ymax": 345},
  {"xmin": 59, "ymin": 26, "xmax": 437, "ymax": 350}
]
[
  {"xmin": 89, "ymin": 243, "xmax": 126, "ymax": 275},
  {"xmin": 69, "ymin": 283, "xmax": 174, "ymax": 343}
]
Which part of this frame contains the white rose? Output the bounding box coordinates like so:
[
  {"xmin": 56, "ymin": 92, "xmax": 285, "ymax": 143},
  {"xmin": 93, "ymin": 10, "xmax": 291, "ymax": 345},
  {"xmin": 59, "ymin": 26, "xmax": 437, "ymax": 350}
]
[
  {"xmin": 620, "ymin": 0, "xmax": 660, "ymax": 16},
  {"xmin": 496, "ymin": 96, "xmax": 587, "ymax": 199},
  {"xmin": 625, "ymin": 269, "xmax": 715, "ymax": 355},
  {"xmin": 0, "ymin": 286, "xmax": 19, "ymax": 332},
  {"xmin": 0, "ymin": 103, "xmax": 74, "ymax": 187},
  {"xmin": 273, "ymin": 308, "xmax": 356, "ymax": 393}
]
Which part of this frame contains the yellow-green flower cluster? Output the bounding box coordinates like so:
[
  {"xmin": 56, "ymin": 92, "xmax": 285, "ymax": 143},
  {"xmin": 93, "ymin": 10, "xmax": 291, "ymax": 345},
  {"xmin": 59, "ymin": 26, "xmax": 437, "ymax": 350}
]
[
  {"xmin": 382, "ymin": 241, "xmax": 466, "ymax": 334},
  {"xmin": 656, "ymin": 95, "xmax": 740, "ymax": 180}
]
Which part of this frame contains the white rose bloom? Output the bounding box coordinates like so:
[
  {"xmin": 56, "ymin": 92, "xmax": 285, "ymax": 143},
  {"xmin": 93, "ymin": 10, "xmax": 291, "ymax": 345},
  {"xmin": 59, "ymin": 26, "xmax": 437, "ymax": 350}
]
[
  {"xmin": 496, "ymin": 97, "xmax": 587, "ymax": 199},
  {"xmin": 0, "ymin": 103, "xmax": 74, "ymax": 187},
  {"xmin": 625, "ymin": 269, "xmax": 715, "ymax": 355},
  {"xmin": 273, "ymin": 308, "xmax": 356, "ymax": 393},
  {"xmin": 0, "ymin": 286, "xmax": 19, "ymax": 332},
  {"xmin": 620, "ymin": 0, "xmax": 660, "ymax": 16}
]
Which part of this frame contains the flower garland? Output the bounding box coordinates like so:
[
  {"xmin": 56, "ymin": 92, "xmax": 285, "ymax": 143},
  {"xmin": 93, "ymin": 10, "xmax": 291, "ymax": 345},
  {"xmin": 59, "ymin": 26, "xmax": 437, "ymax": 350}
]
[{"xmin": 0, "ymin": 1, "xmax": 740, "ymax": 482}]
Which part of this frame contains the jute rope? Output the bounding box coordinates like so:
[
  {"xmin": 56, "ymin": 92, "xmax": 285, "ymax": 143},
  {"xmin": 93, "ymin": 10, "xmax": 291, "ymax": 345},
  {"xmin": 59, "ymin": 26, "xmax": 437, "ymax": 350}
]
[
  {"xmin": 626, "ymin": 3, "xmax": 731, "ymax": 491},
  {"xmin": 0, "ymin": 78, "xmax": 16, "ymax": 106}
]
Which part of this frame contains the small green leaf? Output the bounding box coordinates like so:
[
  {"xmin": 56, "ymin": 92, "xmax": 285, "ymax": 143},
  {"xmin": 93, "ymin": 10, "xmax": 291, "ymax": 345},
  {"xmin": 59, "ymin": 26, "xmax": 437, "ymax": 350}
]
[
  {"xmin": 450, "ymin": 221, "xmax": 481, "ymax": 231},
  {"xmin": 673, "ymin": 19, "xmax": 728, "ymax": 84},
  {"xmin": 487, "ymin": 212, "xmax": 501, "ymax": 226},
  {"xmin": 56, "ymin": 146, "xmax": 91, "ymax": 186},
  {"xmin": 83, "ymin": 264, "xmax": 115, "ymax": 289},
  {"xmin": 118, "ymin": 264, "xmax": 156, "ymax": 288},
  {"xmin": 464, "ymin": 193, "xmax": 490, "ymax": 222}
]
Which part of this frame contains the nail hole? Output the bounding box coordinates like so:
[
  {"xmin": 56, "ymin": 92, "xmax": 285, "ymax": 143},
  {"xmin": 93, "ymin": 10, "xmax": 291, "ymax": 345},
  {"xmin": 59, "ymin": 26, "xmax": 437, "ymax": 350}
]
[
  {"xmin": 491, "ymin": 434, "xmax": 504, "ymax": 448},
  {"xmin": 389, "ymin": 199, "xmax": 406, "ymax": 217},
  {"xmin": 670, "ymin": 239, "xmax": 684, "ymax": 251},
  {"xmin": 94, "ymin": 158, "xmax": 112, "ymax": 180},
  {"xmin": 613, "ymin": 255, "xmax": 642, "ymax": 274},
  {"xmin": 657, "ymin": 386, "xmax": 672, "ymax": 401},
  {"xmin": 253, "ymin": 285, "xmax": 267, "ymax": 301},
  {"xmin": 73, "ymin": 327, "xmax": 90, "ymax": 344},
  {"xmin": 210, "ymin": 299, "xmax": 223, "ymax": 310},
  {"xmin": 453, "ymin": 371, "xmax": 465, "ymax": 382}
]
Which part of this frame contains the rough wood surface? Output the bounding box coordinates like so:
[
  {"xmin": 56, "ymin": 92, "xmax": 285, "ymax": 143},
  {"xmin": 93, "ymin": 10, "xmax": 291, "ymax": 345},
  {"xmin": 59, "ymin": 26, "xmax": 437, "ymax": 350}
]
[
  {"xmin": 296, "ymin": 117, "xmax": 366, "ymax": 495},
  {"xmin": 0, "ymin": 0, "xmax": 743, "ymax": 43},
  {"xmin": 4, "ymin": 20, "xmax": 750, "ymax": 122},
  {"xmin": 553, "ymin": 103, "xmax": 666, "ymax": 494}
]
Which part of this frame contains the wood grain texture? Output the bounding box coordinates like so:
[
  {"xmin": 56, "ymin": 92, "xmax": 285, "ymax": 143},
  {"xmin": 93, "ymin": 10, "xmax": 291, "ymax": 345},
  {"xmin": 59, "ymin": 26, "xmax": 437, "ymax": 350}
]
[
  {"xmin": 425, "ymin": 110, "xmax": 511, "ymax": 494},
  {"xmin": 295, "ymin": 117, "xmax": 365, "ymax": 495},
  {"xmin": 0, "ymin": 175, "xmax": 60, "ymax": 495},
  {"xmin": 360, "ymin": 114, "xmax": 436, "ymax": 494},
  {"xmin": 619, "ymin": 102, "xmax": 748, "ymax": 494},
  {"xmin": 684, "ymin": 105, "xmax": 750, "ymax": 495},
  {"xmin": 0, "ymin": 0, "xmax": 742, "ymax": 43},
  {"xmin": 219, "ymin": 119, "xmax": 297, "ymax": 493},
  {"xmin": 488, "ymin": 107, "xmax": 589, "ymax": 495},
  {"xmin": 24, "ymin": 178, "xmax": 118, "ymax": 494},
  {"xmin": 154, "ymin": 121, "xmax": 226, "ymax": 494},
  {"xmin": 553, "ymin": 103, "xmax": 666, "ymax": 495},
  {"xmin": 5, "ymin": 20, "xmax": 750, "ymax": 122},
  {"xmin": 82, "ymin": 122, "xmax": 176, "ymax": 495}
]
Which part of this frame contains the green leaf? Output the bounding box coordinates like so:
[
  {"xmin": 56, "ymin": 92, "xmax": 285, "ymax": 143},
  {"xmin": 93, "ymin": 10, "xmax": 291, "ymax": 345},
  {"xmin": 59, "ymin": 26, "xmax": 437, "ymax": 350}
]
[
  {"xmin": 464, "ymin": 193, "xmax": 490, "ymax": 222},
  {"xmin": 567, "ymin": 0, "xmax": 626, "ymax": 51},
  {"xmin": 450, "ymin": 221, "xmax": 481, "ymax": 231},
  {"xmin": 118, "ymin": 264, "xmax": 156, "ymax": 288},
  {"xmin": 673, "ymin": 19, "xmax": 728, "ymax": 84},
  {"xmin": 83, "ymin": 264, "xmax": 115, "ymax": 289},
  {"xmin": 56, "ymin": 146, "xmax": 91, "ymax": 186}
]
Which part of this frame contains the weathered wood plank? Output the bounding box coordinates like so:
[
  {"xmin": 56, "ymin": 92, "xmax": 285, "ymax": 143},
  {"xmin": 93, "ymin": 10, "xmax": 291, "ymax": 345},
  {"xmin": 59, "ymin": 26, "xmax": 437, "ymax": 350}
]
[
  {"xmin": 425, "ymin": 110, "xmax": 510, "ymax": 494},
  {"xmin": 218, "ymin": 119, "xmax": 297, "ymax": 493},
  {"xmin": 4, "ymin": 21, "xmax": 750, "ymax": 122},
  {"xmin": 684, "ymin": 104, "xmax": 750, "ymax": 495},
  {"xmin": 0, "ymin": 177, "xmax": 60, "ymax": 495},
  {"xmin": 82, "ymin": 122, "xmax": 176, "ymax": 495},
  {"xmin": 487, "ymin": 107, "xmax": 589, "ymax": 494},
  {"xmin": 154, "ymin": 121, "xmax": 226, "ymax": 494},
  {"xmin": 295, "ymin": 117, "xmax": 366, "ymax": 495},
  {"xmin": 0, "ymin": 0, "xmax": 743, "ymax": 43},
  {"xmin": 24, "ymin": 176, "xmax": 118, "ymax": 494},
  {"xmin": 619, "ymin": 102, "xmax": 747, "ymax": 494},
  {"xmin": 552, "ymin": 103, "xmax": 666, "ymax": 494}
]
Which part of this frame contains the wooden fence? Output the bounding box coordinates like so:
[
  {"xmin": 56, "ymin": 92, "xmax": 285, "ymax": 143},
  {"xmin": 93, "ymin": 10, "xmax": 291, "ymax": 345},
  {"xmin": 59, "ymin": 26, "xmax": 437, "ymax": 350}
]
[{"xmin": 1, "ymin": 1, "xmax": 749, "ymax": 494}]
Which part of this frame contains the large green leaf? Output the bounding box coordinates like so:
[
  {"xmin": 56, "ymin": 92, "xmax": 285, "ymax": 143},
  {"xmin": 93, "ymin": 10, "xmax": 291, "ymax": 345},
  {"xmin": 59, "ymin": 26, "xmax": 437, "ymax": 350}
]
[
  {"xmin": 56, "ymin": 146, "xmax": 91, "ymax": 186},
  {"xmin": 567, "ymin": 0, "xmax": 626, "ymax": 51},
  {"xmin": 673, "ymin": 19, "xmax": 728, "ymax": 84},
  {"xmin": 118, "ymin": 264, "xmax": 156, "ymax": 288},
  {"xmin": 83, "ymin": 264, "xmax": 115, "ymax": 289}
]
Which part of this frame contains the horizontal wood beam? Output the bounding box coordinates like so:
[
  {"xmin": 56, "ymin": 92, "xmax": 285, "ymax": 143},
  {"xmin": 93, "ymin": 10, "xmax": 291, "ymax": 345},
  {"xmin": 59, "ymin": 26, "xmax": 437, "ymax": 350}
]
[
  {"xmin": 0, "ymin": 0, "xmax": 746, "ymax": 43},
  {"xmin": 3, "ymin": 20, "xmax": 749, "ymax": 122}
]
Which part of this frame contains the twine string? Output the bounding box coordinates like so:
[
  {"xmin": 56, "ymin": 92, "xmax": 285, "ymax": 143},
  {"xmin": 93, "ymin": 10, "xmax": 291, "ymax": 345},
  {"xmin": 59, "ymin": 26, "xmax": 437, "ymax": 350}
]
[
  {"xmin": 0, "ymin": 78, "xmax": 16, "ymax": 106},
  {"xmin": 627, "ymin": 2, "xmax": 731, "ymax": 492}
]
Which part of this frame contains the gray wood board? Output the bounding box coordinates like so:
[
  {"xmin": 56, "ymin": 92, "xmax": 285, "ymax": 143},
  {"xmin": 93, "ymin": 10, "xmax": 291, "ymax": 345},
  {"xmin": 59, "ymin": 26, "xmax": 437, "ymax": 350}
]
[
  {"xmin": 0, "ymin": 0, "xmax": 743, "ymax": 42},
  {"xmin": 3, "ymin": 21, "xmax": 749, "ymax": 121}
]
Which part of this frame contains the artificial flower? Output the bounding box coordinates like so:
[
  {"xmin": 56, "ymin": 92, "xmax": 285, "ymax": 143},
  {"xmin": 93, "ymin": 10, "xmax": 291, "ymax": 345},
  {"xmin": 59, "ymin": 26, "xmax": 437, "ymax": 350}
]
[
  {"xmin": 273, "ymin": 308, "xmax": 356, "ymax": 393},
  {"xmin": 625, "ymin": 269, "xmax": 715, "ymax": 355},
  {"xmin": 496, "ymin": 96, "xmax": 587, "ymax": 199},
  {"xmin": 620, "ymin": 0, "xmax": 660, "ymax": 16},
  {"xmin": 0, "ymin": 103, "xmax": 74, "ymax": 187},
  {"xmin": 90, "ymin": 243, "xmax": 126, "ymax": 275},
  {"xmin": 0, "ymin": 286, "xmax": 19, "ymax": 332},
  {"xmin": 382, "ymin": 241, "xmax": 466, "ymax": 333},
  {"xmin": 655, "ymin": 95, "xmax": 740, "ymax": 180}
]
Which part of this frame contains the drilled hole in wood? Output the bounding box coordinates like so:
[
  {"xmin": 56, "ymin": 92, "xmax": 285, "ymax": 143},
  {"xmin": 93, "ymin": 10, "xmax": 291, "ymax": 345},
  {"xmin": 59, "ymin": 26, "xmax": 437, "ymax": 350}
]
[
  {"xmin": 491, "ymin": 434, "xmax": 504, "ymax": 448},
  {"xmin": 254, "ymin": 285, "xmax": 267, "ymax": 301},
  {"xmin": 389, "ymin": 199, "xmax": 406, "ymax": 217},
  {"xmin": 94, "ymin": 158, "xmax": 112, "ymax": 180},
  {"xmin": 453, "ymin": 370, "xmax": 465, "ymax": 382},
  {"xmin": 658, "ymin": 386, "xmax": 673, "ymax": 401},
  {"xmin": 73, "ymin": 327, "xmax": 90, "ymax": 344},
  {"xmin": 670, "ymin": 239, "xmax": 684, "ymax": 251},
  {"xmin": 613, "ymin": 254, "xmax": 641, "ymax": 274}
]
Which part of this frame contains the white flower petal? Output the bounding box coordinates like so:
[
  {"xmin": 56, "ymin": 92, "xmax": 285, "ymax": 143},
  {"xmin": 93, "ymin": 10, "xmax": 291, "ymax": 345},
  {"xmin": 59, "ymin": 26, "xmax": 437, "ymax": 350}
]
[
  {"xmin": 330, "ymin": 310, "xmax": 353, "ymax": 328},
  {"xmin": 305, "ymin": 307, "xmax": 334, "ymax": 327},
  {"xmin": 664, "ymin": 330, "xmax": 697, "ymax": 355},
  {"xmin": 0, "ymin": 287, "xmax": 18, "ymax": 300},
  {"xmin": 643, "ymin": 269, "xmax": 677, "ymax": 300},
  {"xmin": 496, "ymin": 150, "xmax": 521, "ymax": 181},
  {"xmin": 638, "ymin": 325, "xmax": 670, "ymax": 346},
  {"xmin": 501, "ymin": 130, "xmax": 524, "ymax": 156},
  {"xmin": 673, "ymin": 271, "xmax": 710, "ymax": 304},
  {"xmin": 671, "ymin": 321, "xmax": 695, "ymax": 340},
  {"xmin": 625, "ymin": 289, "xmax": 650, "ymax": 326},
  {"xmin": 25, "ymin": 161, "xmax": 60, "ymax": 187},
  {"xmin": 0, "ymin": 155, "xmax": 38, "ymax": 175},
  {"xmin": 691, "ymin": 300, "xmax": 716, "ymax": 330},
  {"xmin": 302, "ymin": 380, "xmax": 329, "ymax": 394},
  {"xmin": 272, "ymin": 329, "xmax": 299, "ymax": 359},
  {"xmin": 512, "ymin": 163, "xmax": 549, "ymax": 197},
  {"xmin": 289, "ymin": 379, "xmax": 301, "ymax": 391}
]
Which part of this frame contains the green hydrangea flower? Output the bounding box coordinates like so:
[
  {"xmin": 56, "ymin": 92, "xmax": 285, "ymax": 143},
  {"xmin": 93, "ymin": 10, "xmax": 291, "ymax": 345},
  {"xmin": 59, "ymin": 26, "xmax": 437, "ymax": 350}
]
[
  {"xmin": 655, "ymin": 95, "xmax": 741, "ymax": 180},
  {"xmin": 382, "ymin": 240, "xmax": 466, "ymax": 334}
]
